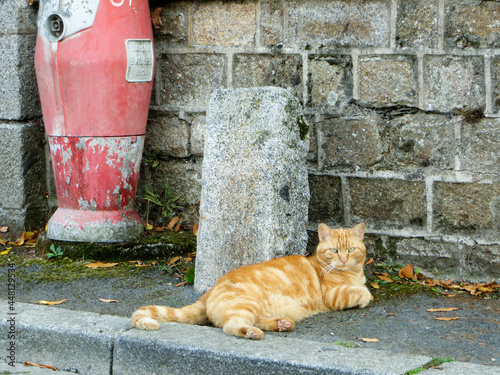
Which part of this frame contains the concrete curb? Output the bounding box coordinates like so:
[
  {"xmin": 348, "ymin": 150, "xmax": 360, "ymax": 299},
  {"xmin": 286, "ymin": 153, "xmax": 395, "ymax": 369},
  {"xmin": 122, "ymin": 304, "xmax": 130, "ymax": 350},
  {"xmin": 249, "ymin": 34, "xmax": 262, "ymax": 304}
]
[
  {"xmin": 0, "ymin": 302, "xmax": 497, "ymax": 375},
  {"xmin": 1, "ymin": 303, "xmax": 127, "ymax": 374},
  {"xmin": 0, "ymin": 362, "xmax": 75, "ymax": 374}
]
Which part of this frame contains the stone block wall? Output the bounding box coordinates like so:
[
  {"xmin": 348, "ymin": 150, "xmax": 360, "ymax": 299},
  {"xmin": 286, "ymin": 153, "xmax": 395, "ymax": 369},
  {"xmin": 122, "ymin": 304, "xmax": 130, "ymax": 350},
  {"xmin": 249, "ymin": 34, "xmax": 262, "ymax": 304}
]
[
  {"xmin": 0, "ymin": 0, "xmax": 47, "ymax": 234},
  {"xmin": 148, "ymin": 0, "xmax": 499, "ymax": 281},
  {"xmin": 0, "ymin": 0, "xmax": 498, "ymax": 280}
]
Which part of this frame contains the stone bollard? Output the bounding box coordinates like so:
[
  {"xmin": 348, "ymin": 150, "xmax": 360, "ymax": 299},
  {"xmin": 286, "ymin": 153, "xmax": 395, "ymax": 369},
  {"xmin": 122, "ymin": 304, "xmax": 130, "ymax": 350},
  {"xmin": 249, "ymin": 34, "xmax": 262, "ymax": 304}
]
[{"xmin": 195, "ymin": 87, "xmax": 310, "ymax": 293}]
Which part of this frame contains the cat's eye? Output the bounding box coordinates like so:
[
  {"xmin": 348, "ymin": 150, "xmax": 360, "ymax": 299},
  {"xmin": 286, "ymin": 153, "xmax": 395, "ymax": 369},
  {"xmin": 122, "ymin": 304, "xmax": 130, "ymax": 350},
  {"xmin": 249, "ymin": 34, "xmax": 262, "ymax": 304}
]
[
  {"xmin": 348, "ymin": 247, "xmax": 356, "ymax": 253},
  {"xmin": 329, "ymin": 248, "xmax": 339, "ymax": 253}
]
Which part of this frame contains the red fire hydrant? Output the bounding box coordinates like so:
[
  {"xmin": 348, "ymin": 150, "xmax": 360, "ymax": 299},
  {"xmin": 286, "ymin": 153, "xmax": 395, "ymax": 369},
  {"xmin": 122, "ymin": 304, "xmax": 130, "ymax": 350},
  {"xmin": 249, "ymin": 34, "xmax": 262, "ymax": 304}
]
[{"xmin": 35, "ymin": 0, "xmax": 154, "ymax": 242}]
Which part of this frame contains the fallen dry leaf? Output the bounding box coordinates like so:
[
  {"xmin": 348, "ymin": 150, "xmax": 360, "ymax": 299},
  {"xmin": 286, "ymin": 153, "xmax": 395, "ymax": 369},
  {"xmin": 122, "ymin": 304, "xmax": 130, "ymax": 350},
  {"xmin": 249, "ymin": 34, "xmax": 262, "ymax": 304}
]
[
  {"xmin": 358, "ymin": 338, "xmax": 380, "ymax": 343},
  {"xmin": 154, "ymin": 226, "xmax": 165, "ymax": 232},
  {"xmin": 376, "ymin": 275, "xmax": 394, "ymax": 283},
  {"xmin": 167, "ymin": 216, "xmax": 180, "ymax": 230},
  {"xmin": 23, "ymin": 362, "xmax": 57, "ymax": 370},
  {"xmin": 0, "ymin": 249, "xmax": 10, "ymax": 255},
  {"xmin": 486, "ymin": 281, "xmax": 500, "ymax": 288},
  {"xmin": 434, "ymin": 317, "xmax": 460, "ymax": 321},
  {"xmin": 420, "ymin": 275, "xmax": 500, "ymax": 297},
  {"xmin": 463, "ymin": 285, "xmax": 477, "ymax": 294},
  {"xmin": 168, "ymin": 256, "xmax": 181, "ymax": 265},
  {"xmin": 193, "ymin": 222, "xmax": 199, "ymax": 236},
  {"xmin": 0, "ymin": 226, "xmax": 8, "ymax": 232},
  {"xmin": 9, "ymin": 233, "xmax": 26, "ymax": 247},
  {"xmin": 24, "ymin": 231, "xmax": 38, "ymax": 240},
  {"xmin": 444, "ymin": 284, "xmax": 462, "ymax": 290},
  {"xmin": 35, "ymin": 299, "xmax": 67, "ymax": 305},
  {"xmin": 151, "ymin": 7, "xmax": 163, "ymax": 29},
  {"xmin": 365, "ymin": 258, "xmax": 374, "ymax": 266},
  {"xmin": 477, "ymin": 286, "xmax": 496, "ymax": 293},
  {"xmin": 85, "ymin": 262, "xmax": 119, "ymax": 269},
  {"xmin": 128, "ymin": 260, "xmax": 148, "ymax": 267},
  {"xmin": 369, "ymin": 282, "xmax": 380, "ymax": 289},
  {"xmin": 427, "ymin": 307, "xmax": 458, "ymax": 312},
  {"xmin": 99, "ymin": 299, "xmax": 118, "ymax": 303},
  {"xmin": 144, "ymin": 223, "xmax": 153, "ymax": 230},
  {"xmin": 424, "ymin": 279, "xmax": 440, "ymax": 287},
  {"xmin": 176, "ymin": 281, "xmax": 189, "ymax": 287},
  {"xmin": 398, "ymin": 264, "xmax": 415, "ymax": 280},
  {"xmin": 174, "ymin": 223, "xmax": 182, "ymax": 232}
]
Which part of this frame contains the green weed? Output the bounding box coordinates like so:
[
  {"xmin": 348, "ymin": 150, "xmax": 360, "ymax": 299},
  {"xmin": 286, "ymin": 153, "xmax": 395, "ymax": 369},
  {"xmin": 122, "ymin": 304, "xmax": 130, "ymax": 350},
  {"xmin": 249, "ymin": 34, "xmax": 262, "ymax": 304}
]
[
  {"xmin": 184, "ymin": 267, "xmax": 195, "ymax": 285},
  {"xmin": 144, "ymin": 180, "xmax": 182, "ymax": 224},
  {"xmin": 47, "ymin": 244, "xmax": 64, "ymax": 260},
  {"xmin": 404, "ymin": 357, "xmax": 453, "ymax": 375},
  {"xmin": 334, "ymin": 341, "xmax": 357, "ymax": 348}
]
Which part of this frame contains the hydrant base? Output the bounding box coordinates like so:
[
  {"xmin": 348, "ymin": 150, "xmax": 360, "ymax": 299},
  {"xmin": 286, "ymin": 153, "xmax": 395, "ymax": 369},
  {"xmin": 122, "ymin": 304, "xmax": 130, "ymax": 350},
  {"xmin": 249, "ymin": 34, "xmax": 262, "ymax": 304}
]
[{"xmin": 47, "ymin": 208, "xmax": 144, "ymax": 243}]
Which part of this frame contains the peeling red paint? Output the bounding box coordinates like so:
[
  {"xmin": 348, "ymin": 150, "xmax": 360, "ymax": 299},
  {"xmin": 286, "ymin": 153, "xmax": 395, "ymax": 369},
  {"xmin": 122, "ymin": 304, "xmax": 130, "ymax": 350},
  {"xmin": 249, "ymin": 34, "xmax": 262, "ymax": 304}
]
[{"xmin": 49, "ymin": 137, "xmax": 144, "ymax": 212}]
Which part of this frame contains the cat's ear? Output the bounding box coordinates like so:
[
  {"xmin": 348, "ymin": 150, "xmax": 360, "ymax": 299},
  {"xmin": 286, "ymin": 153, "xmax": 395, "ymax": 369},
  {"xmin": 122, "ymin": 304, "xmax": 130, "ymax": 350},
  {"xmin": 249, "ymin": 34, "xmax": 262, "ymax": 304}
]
[
  {"xmin": 318, "ymin": 223, "xmax": 332, "ymax": 242},
  {"xmin": 351, "ymin": 223, "xmax": 365, "ymax": 240}
]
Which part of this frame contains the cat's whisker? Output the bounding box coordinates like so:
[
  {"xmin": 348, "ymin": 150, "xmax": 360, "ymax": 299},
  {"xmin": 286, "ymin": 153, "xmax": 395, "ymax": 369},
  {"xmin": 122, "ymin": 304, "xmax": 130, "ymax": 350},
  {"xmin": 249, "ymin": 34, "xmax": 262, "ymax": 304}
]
[{"xmin": 320, "ymin": 263, "xmax": 336, "ymax": 277}]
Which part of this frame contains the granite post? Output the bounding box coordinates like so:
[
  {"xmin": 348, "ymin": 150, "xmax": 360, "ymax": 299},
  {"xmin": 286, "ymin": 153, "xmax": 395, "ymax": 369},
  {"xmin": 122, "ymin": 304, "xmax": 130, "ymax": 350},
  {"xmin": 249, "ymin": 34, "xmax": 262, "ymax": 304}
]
[{"xmin": 195, "ymin": 87, "xmax": 310, "ymax": 292}]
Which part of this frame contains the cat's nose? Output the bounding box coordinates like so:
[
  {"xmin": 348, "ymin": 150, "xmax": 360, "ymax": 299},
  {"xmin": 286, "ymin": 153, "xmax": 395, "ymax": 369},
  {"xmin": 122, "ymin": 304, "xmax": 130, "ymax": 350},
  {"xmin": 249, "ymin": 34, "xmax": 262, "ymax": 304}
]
[{"xmin": 340, "ymin": 258, "xmax": 347, "ymax": 264}]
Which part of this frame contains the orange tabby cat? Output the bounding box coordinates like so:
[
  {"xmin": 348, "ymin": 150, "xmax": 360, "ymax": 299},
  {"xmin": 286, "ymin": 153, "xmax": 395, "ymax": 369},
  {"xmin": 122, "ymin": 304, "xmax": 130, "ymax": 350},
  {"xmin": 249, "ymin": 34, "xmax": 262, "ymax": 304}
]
[{"xmin": 132, "ymin": 223, "xmax": 371, "ymax": 339}]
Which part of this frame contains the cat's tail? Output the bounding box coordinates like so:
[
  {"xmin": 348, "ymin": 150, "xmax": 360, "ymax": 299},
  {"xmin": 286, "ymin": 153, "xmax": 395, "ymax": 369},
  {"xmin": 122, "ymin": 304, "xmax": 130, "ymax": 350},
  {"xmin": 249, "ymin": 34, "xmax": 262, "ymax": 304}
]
[{"xmin": 131, "ymin": 292, "xmax": 210, "ymax": 330}]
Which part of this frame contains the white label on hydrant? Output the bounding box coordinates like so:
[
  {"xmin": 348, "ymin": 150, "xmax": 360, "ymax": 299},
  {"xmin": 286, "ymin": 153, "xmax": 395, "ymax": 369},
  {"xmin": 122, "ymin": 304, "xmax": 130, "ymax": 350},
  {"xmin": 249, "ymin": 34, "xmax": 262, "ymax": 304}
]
[{"xmin": 125, "ymin": 40, "xmax": 154, "ymax": 83}]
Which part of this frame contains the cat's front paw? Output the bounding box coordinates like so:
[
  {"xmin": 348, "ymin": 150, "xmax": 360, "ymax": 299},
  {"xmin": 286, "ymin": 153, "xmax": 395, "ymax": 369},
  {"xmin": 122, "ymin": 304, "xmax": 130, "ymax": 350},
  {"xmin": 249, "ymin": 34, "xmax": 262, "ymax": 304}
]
[{"xmin": 357, "ymin": 287, "xmax": 372, "ymax": 308}]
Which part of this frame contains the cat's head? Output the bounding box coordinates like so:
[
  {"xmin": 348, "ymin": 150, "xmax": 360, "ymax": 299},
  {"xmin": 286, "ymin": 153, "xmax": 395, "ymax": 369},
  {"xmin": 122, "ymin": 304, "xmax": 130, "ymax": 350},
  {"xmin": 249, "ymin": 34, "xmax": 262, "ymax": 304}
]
[{"xmin": 315, "ymin": 223, "xmax": 367, "ymax": 272}]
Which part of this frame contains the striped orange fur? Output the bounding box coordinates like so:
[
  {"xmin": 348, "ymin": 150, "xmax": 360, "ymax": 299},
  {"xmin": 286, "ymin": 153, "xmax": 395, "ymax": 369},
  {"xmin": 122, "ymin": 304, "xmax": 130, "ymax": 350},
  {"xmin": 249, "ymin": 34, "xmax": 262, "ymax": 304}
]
[{"xmin": 131, "ymin": 223, "xmax": 371, "ymax": 339}]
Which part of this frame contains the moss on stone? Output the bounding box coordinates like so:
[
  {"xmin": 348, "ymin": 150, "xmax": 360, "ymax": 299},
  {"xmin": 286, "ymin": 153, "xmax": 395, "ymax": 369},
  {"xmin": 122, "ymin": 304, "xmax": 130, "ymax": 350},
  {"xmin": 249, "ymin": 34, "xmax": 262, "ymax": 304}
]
[
  {"xmin": 369, "ymin": 279, "xmax": 434, "ymax": 302},
  {"xmin": 0, "ymin": 233, "xmax": 196, "ymax": 285},
  {"xmin": 36, "ymin": 230, "xmax": 197, "ymax": 262},
  {"xmin": 460, "ymin": 107, "xmax": 485, "ymax": 124},
  {"xmin": 298, "ymin": 114, "xmax": 310, "ymax": 141}
]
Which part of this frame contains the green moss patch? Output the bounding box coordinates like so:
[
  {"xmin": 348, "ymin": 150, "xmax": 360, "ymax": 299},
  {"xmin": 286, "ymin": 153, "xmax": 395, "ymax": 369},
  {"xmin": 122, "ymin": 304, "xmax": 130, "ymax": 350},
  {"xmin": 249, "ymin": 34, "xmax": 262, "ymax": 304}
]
[
  {"xmin": 36, "ymin": 230, "xmax": 196, "ymax": 262},
  {"xmin": 404, "ymin": 357, "xmax": 453, "ymax": 375},
  {"xmin": 369, "ymin": 279, "xmax": 434, "ymax": 302},
  {"xmin": 0, "ymin": 245, "xmax": 195, "ymax": 285}
]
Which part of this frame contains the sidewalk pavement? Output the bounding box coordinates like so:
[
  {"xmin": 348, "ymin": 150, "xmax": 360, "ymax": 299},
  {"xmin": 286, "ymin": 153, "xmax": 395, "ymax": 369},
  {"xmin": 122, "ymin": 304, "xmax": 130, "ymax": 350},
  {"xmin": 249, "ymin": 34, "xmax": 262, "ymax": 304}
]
[{"xmin": 0, "ymin": 302, "xmax": 498, "ymax": 375}]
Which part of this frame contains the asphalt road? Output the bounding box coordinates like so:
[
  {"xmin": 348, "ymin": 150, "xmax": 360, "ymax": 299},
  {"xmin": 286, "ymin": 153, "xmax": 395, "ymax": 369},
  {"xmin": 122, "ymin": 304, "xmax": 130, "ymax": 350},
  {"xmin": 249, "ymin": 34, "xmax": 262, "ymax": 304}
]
[{"xmin": 10, "ymin": 266, "xmax": 499, "ymax": 368}]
